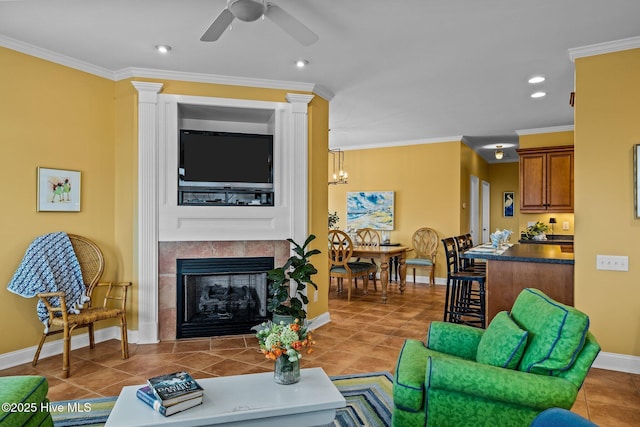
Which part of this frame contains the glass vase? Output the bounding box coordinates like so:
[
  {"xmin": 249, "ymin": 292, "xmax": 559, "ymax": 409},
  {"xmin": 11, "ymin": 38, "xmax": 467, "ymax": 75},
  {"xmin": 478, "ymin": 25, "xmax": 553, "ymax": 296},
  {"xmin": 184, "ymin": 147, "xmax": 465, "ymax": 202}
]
[{"xmin": 274, "ymin": 356, "xmax": 300, "ymax": 385}]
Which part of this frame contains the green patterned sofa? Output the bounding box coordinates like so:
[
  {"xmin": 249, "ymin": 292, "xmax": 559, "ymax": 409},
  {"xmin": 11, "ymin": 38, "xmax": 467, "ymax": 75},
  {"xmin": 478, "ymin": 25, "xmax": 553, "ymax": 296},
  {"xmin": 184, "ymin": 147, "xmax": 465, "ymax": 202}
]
[
  {"xmin": 0, "ymin": 376, "xmax": 53, "ymax": 426},
  {"xmin": 392, "ymin": 288, "xmax": 600, "ymax": 427}
]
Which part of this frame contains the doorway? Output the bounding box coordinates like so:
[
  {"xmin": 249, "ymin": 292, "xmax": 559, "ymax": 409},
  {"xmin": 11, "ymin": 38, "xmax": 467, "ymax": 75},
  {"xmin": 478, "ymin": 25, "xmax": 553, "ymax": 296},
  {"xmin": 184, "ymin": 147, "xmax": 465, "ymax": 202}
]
[{"xmin": 481, "ymin": 180, "xmax": 491, "ymax": 243}]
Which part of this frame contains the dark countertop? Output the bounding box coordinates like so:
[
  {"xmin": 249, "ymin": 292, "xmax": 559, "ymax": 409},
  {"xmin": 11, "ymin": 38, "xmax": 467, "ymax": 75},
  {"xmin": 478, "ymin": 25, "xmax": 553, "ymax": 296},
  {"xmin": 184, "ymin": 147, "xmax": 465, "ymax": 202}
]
[
  {"xmin": 463, "ymin": 243, "xmax": 575, "ymax": 265},
  {"xmin": 518, "ymin": 235, "xmax": 574, "ymax": 245}
]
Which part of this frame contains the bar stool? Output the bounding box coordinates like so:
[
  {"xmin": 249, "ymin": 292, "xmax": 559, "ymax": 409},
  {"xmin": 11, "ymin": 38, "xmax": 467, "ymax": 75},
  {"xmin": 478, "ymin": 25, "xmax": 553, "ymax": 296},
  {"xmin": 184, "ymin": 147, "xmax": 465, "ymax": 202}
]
[{"xmin": 441, "ymin": 237, "xmax": 486, "ymax": 328}]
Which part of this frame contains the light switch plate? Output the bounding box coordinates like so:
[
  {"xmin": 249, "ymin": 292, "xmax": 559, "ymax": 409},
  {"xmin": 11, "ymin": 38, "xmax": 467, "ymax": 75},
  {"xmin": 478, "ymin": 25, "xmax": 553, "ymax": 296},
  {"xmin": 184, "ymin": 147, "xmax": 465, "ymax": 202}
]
[
  {"xmin": 596, "ymin": 255, "xmax": 629, "ymax": 271},
  {"xmin": 562, "ymin": 221, "xmax": 570, "ymax": 230}
]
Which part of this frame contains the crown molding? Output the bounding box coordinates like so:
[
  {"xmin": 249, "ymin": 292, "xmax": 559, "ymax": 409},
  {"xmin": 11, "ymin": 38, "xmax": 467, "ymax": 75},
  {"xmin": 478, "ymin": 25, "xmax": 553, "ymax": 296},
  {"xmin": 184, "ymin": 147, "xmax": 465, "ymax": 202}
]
[
  {"xmin": 0, "ymin": 34, "xmax": 114, "ymax": 79},
  {"xmin": 115, "ymin": 67, "xmax": 318, "ymax": 93},
  {"xmin": 0, "ymin": 34, "xmax": 327, "ymax": 96},
  {"xmin": 516, "ymin": 125, "xmax": 574, "ymax": 136},
  {"xmin": 569, "ymin": 36, "xmax": 640, "ymax": 62},
  {"xmin": 337, "ymin": 135, "xmax": 463, "ymax": 151},
  {"xmin": 312, "ymin": 84, "xmax": 335, "ymax": 101}
]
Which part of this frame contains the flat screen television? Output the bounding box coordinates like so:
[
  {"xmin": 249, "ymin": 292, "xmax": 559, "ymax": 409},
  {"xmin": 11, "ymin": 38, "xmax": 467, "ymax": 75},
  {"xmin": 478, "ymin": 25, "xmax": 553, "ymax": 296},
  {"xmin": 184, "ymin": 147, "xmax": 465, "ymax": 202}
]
[{"xmin": 179, "ymin": 130, "xmax": 274, "ymax": 189}]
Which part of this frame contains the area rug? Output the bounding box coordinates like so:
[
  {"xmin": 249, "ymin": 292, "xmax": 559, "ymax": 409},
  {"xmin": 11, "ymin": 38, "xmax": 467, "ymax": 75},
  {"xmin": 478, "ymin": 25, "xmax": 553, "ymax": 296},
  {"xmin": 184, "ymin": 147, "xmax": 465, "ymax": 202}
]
[{"xmin": 50, "ymin": 371, "xmax": 393, "ymax": 427}]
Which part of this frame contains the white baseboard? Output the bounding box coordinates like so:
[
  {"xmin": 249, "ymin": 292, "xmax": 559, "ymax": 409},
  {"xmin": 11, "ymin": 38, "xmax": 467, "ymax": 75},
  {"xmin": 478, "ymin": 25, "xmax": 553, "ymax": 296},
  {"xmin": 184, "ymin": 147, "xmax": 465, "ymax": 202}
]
[
  {"xmin": 593, "ymin": 351, "xmax": 640, "ymax": 374},
  {"xmin": 0, "ymin": 326, "xmax": 137, "ymax": 371},
  {"xmin": 307, "ymin": 311, "xmax": 331, "ymax": 331}
]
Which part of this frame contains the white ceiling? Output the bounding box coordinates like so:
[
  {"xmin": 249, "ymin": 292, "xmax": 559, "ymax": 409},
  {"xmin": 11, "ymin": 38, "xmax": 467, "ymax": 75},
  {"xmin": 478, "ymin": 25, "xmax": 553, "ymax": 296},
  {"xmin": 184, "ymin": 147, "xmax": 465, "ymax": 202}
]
[{"xmin": 1, "ymin": 0, "xmax": 639, "ymax": 163}]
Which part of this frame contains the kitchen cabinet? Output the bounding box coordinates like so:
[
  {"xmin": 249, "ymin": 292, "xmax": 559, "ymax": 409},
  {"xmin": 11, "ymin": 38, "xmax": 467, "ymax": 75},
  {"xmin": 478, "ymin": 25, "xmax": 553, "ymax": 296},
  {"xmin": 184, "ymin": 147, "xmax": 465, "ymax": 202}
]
[{"xmin": 516, "ymin": 146, "xmax": 574, "ymax": 213}]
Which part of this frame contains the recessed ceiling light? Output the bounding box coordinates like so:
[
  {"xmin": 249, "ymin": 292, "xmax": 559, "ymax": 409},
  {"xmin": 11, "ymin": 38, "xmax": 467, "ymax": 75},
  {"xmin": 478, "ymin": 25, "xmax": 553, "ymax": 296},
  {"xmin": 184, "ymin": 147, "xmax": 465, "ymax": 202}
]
[
  {"xmin": 531, "ymin": 91, "xmax": 546, "ymax": 98},
  {"xmin": 155, "ymin": 45, "xmax": 172, "ymax": 54},
  {"xmin": 528, "ymin": 76, "xmax": 545, "ymax": 84},
  {"xmin": 295, "ymin": 59, "xmax": 309, "ymax": 68}
]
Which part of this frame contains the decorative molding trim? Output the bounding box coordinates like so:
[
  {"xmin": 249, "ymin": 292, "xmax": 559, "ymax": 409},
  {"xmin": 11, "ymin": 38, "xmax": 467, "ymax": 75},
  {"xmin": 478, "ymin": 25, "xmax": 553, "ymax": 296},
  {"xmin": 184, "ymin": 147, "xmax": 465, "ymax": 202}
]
[
  {"xmin": 0, "ymin": 34, "xmax": 114, "ymax": 79},
  {"xmin": 593, "ymin": 351, "xmax": 640, "ymax": 375},
  {"xmin": 569, "ymin": 36, "xmax": 640, "ymax": 62},
  {"xmin": 336, "ymin": 135, "xmax": 463, "ymax": 151},
  {"xmin": 516, "ymin": 125, "xmax": 574, "ymax": 136},
  {"xmin": 0, "ymin": 36, "xmax": 327, "ymax": 97},
  {"xmin": 132, "ymin": 81, "xmax": 163, "ymax": 344},
  {"xmin": 0, "ymin": 327, "xmax": 135, "ymax": 372},
  {"xmin": 312, "ymin": 84, "xmax": 335, "ymax": 101},
  {"xmin": 286, "ymin": 93, "xmax": 314, "ymax": 245}
]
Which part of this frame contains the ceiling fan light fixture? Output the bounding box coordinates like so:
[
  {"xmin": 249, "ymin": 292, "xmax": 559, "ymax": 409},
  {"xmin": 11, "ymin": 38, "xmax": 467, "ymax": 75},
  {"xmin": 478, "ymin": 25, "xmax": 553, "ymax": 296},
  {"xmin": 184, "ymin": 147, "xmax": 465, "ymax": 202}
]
[
  {"xmin": 495, "ymin": 145, "xmax": 504, "ymax": 160},
  {"xmin": 229, "ymin": 0, "xmax": 265, "ymax": 22}
]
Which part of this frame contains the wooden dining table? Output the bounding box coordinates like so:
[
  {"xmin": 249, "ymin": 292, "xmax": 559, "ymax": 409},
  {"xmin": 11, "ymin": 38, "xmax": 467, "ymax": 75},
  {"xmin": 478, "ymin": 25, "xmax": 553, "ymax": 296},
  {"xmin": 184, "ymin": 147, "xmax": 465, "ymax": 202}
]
[{"xmin": 351, "ymin": 245, "xmax": 409, "ymax": 303}]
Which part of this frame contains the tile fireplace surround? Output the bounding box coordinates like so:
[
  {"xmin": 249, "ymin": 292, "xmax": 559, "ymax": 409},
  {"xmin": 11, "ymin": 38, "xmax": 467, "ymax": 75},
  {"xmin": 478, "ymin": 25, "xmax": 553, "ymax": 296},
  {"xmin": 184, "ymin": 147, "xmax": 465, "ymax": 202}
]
[{"xmin": 158, "ymin": 240, "xmax": 291, "ymax": 341}]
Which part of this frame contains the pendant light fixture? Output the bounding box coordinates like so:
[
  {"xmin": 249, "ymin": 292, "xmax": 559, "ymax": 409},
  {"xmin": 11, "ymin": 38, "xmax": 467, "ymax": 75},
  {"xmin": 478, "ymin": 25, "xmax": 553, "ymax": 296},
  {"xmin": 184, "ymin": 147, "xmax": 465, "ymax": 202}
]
[
  {"xmin": 495, "ymin": 145, "xmax": 504, "ymax": 160},
  {"xmin": 328, "ymin": 149, "xmax": 348, "ymax": 185}
]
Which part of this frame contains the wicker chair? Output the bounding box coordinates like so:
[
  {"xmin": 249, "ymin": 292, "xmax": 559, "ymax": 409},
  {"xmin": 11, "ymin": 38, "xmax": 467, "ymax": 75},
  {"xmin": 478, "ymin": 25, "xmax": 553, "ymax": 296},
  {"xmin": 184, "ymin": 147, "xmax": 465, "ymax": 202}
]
[
  {"xmin": 33, "ymin": 234, "xmax": 131, "ymax": 378},
  {"xmin": 328, "ymin": 230, "xmax": 372, "ymax": 302},
  {"xmin": 405, "ymin": 227, "xmax": 439, "ymax": 285}
]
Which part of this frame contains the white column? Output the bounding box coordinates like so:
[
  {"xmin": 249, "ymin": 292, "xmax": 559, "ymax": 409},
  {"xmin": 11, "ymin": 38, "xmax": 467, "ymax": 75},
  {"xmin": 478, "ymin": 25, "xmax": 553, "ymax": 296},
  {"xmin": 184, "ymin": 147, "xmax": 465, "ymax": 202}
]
[
  {"xmin": 132, "ymin": 81, "xmax": 163, "ymax": 344},
  {"xmin": 286, "ymin": 93, "xmax": 314, "ymax": 245}
]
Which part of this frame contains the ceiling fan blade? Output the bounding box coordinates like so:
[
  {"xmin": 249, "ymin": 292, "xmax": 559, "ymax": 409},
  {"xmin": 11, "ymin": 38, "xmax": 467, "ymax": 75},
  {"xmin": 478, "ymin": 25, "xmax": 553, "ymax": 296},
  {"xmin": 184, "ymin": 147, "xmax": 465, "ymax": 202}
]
[
  {"xmin": 265, "ymin": 3, "xmax": 318, "ymax": 46},
  {"xmin": 200, "ymin": 8, "xmax": 235, "ymax": 42}
]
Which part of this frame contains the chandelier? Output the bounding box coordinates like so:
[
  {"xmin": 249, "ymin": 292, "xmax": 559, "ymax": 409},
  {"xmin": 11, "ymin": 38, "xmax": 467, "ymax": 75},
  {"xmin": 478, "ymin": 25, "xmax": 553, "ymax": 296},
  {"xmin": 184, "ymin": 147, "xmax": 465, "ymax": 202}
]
[
  {"xmin": 329, "ymin": 149, "xmax": 348, "ymax": 185},
  {"xmin": 494, "ymin": 145, "xmax": 504, "ymax": 160}
]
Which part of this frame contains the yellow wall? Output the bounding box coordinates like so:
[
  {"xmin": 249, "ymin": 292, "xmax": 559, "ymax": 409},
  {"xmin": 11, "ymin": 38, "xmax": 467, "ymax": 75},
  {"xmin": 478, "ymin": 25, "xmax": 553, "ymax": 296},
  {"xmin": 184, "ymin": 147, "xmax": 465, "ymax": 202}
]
[
  {"xmin": 0, "ymin": 47, "xmax": 117, "ymax": 353},
  {"xmin": 0, "ymin": 50, "xmax": 328, "ymax": 355},
  {"xmin": 518, "ymin": 131, "xmax": 576, "ymax": 236},
  {"xmin": 328, "ymin": 141, "xmax": 463, "ymax": 280},
  {"xmin": 574, "ymin": 48, "xmax": 640, "ymax": 356},
  {"xmin": 460, "ymin": 143, "xmax": 490, "ymax": 236},
  {"xmin": 489, "ymin": 162, "xmax": 520, "ymax": 234}
]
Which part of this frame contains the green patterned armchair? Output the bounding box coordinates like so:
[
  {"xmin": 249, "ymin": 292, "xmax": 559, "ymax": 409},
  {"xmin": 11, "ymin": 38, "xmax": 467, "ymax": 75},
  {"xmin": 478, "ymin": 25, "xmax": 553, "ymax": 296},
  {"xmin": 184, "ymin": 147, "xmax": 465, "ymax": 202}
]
[{"xmin": 392, "ymin": 288, "xmax": 600, "ymax": 427}]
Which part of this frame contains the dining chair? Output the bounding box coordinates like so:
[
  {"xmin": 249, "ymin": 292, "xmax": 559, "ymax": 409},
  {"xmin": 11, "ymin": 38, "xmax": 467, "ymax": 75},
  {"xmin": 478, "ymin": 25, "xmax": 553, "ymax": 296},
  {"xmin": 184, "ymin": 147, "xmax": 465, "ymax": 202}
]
[
  {"xmin": 354, "ymin": 228, "xmax": 381, "ymax": 290},
  {"xmin": 33, "ymin": 234, "xmax": 131, "ymax": 378},
  {"xmin": 405, "ymin": 227, "xmax": 439, "ymax": 285},
  {"xmin": 328, "ymin": 230, "xmax": 373, "ymax": 302}
]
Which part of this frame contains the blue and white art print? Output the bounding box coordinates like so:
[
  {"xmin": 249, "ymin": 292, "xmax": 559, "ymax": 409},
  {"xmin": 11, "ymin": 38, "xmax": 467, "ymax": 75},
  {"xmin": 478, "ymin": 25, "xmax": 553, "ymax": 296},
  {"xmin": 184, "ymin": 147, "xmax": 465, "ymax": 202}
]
[{"xmin": 346, "ymin": 191, "xmax": 394, "ymax": 231}]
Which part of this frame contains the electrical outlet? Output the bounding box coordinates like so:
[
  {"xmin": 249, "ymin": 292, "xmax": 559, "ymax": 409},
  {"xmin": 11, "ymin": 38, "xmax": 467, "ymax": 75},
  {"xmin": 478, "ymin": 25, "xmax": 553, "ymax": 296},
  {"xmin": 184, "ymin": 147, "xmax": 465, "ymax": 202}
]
[
  {"xmin": 596, "ymin": 255, "xmax": 629, "ymax": 271},
  {"xmin": 562, "ymin": 221, "xmax": 570, "ymax": 231},
  {"xmin": 314, "ymin": 290, "xmax": 319, "ymax": 302}
]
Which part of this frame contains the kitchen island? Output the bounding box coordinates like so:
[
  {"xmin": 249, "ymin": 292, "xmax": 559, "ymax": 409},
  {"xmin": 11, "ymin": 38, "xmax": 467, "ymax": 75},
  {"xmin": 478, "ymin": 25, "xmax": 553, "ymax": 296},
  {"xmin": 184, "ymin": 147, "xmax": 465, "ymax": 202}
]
[{"xmin": 463, "ymin": 244, "xmax": 574, "ymax": 323}]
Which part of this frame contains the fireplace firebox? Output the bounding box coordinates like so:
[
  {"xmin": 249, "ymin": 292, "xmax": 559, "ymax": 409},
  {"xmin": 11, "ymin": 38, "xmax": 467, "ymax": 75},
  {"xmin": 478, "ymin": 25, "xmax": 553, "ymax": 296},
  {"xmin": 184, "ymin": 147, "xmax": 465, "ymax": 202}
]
[{"xmin": 176, "ymin": 257, "xmax": 273, "ymax": 339}]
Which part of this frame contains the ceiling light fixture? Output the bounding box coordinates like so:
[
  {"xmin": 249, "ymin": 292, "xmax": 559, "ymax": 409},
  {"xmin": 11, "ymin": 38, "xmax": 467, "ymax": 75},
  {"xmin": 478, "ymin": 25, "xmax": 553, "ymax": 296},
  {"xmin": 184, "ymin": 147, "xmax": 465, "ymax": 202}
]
[
  {"xmin": 495, "ymin": 145, "xmax": 504, "ymax": 160},
  {"xmin": 528, "ymin": 76, "xmax": 545, "ymax": 84},
  {"xmin": 296, "ymin": 59, "xmax": 309, "ymax": 68},
  {"xmin": 329, "ymin": 149, "xmax": 348, "ymax": 185},
  {"xmin": 155, "ymin": 45, "xmax": 172, "ymax": 54},
  {"xmin": 531, "ymin": 91, "xmax": 546, "ymax": 98}
]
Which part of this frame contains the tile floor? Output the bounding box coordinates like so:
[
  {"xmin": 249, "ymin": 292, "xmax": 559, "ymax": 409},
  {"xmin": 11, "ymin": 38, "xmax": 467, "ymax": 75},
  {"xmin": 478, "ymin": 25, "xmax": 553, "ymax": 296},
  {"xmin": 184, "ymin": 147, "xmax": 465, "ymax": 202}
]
[{"xmin": 1, "ymin": 281, "xmax": 639, "ymax": 426}]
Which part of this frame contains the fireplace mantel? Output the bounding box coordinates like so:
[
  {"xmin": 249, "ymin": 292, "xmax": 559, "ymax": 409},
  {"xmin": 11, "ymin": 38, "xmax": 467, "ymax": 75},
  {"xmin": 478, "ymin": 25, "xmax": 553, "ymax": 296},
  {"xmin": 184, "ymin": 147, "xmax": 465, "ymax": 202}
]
[{"xmin": 133, "ymin": 82, "xmax": 313, "ymax": 343}]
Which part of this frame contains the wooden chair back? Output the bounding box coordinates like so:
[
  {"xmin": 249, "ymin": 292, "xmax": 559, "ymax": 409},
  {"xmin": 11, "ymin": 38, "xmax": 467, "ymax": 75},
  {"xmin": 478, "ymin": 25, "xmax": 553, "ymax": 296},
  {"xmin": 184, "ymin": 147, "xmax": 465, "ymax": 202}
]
[
  {"xmin": 356, "ymin": 228, "xmax": 381, "ymax": 247},
  {"xmin": 328, "ymin": 229, "xmax": 354, "ymax": 268},
  {"xmin": 412, "ymin": 227, "xmax": 439, "ymax": 260}
]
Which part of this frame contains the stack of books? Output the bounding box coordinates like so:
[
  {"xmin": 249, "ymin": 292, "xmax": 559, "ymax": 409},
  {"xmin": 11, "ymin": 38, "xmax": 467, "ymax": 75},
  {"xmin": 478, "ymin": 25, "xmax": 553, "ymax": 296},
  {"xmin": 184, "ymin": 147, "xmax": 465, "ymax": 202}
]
[{"xmin": 136, "ymin": 371, "xmax": 204, "ymax": 416}]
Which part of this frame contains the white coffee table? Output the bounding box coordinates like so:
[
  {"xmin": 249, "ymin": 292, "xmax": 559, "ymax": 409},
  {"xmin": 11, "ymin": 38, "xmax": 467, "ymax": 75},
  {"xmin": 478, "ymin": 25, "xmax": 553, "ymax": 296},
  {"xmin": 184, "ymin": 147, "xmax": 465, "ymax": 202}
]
[{"xmin": 104, "ymin": 367, "xmax": 346, "ymax": 427}]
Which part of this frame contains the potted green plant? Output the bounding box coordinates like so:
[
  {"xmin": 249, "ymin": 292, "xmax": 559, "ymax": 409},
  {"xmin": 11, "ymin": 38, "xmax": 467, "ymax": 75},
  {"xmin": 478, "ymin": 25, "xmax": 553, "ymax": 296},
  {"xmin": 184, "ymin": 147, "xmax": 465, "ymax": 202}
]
[
  {"xmin": 328, "ymin": 211, "xmax": 340, "ymax": 229},
  {"xmin": 521, "ymin": 221, "xmax": 551, "ymax": 240},
  {"xmin": 267, "ymin": 234, "xmax": 320, "ymax": 323}
]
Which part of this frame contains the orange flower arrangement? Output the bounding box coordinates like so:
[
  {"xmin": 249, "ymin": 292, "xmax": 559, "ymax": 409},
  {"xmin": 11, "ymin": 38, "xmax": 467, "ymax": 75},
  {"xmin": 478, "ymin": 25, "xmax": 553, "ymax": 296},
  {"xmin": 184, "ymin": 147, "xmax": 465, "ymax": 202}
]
[{"xmin": 253, "ymin": 319, "xmax": 314, "ymax": 362}]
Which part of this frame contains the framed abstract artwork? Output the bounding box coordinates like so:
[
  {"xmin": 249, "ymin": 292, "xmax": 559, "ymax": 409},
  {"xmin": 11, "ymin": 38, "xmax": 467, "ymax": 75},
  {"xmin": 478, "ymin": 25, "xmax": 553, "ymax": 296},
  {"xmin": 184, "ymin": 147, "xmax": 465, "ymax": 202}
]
[
  {"xmin": 503, "ymin": 191, "xmax": 515, "ymax": 217},
  {"xmin": 37, "ymin": 167, "xmax": 81, "ymax": 212},
  {"xmin": 346, "ymin": 191, "xmax": 394, "ymax": 230}
]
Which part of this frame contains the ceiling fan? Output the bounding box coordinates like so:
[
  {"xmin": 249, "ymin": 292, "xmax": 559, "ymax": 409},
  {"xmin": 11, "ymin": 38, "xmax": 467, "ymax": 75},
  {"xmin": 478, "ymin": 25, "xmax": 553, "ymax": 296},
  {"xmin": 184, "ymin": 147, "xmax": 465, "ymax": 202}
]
[{"xmin": 200, "ymin": 0, "xmax": 318, "ymax": 46}]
